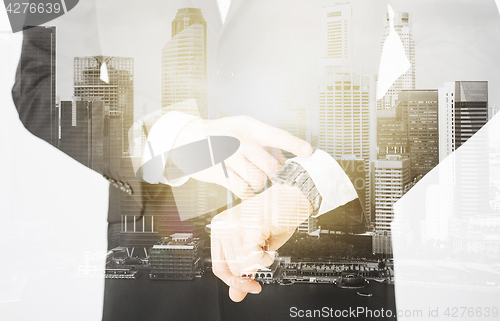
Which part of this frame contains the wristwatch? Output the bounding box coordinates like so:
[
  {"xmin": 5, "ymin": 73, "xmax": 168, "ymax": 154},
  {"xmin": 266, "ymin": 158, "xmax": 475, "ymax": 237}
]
[{"xmin": 272, "ymin": 160, "xmax": 323, "ymax": 216}]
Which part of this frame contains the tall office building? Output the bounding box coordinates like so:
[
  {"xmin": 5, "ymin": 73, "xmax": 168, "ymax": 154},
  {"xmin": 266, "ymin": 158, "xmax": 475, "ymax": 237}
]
[
  {"xmin": 104, "ymin": 111, "xmax": 123, "ymax": 173},
  {"xmin": 374, "ymin": 155, "xmax": 411, "ymax": 233},
  {"xmin": 171, "ymin": 8, "xmax": 207, "ymax": 70},
  {"xmin": 438, "ymin": 81, "xmax": 489, "ymax": 161},
  {"xmin": 399, "ymin": 90, "xmax": 438, "ymax": 178},
  {"xmin": 319, "ymin": 3, "xmax": 375, "ymax": 224},
  {"xmin": 13, "ymin": 26, "xmax": 57, "ymax": 146},
  {"xmin": 378, "ymin": 12, "xmax": 415, "ymax": 110},
  {"xmin": 377, "ymin": 90, "xmax": 438, "ymax": 179},
  {"xmin": 74, "ymin": 56, "xmax": 134, "ymax": 155},
  {"xmin": 59, "ymin": 99, "xmax": 107, "ymax": 172},
  {"xmin": 319, "ymin": 3, "xmax": 369, "ymax": 159},
  {"xmin": 159, "ymin": 8, "xmax": 211, "ymax": 229},
  {"xmin": 60, "ymin": 100, "xmax": 87, "ymax": 166},
  {"xmin": 162, "ymin": 8, "xmax": 208, "ymax": 118},
  {"xmin": 318, "ymin": 75, "xmax": 370, "ymax": 160},
  {"xmin": 438, "ymin": 81, "xmax": 489, "ymax": 218},
  {"xmin": 376, "ymin": 106, "xmax": 409, "ymax": 160},
  {"xmin": 318, "ymin": 74, "xmax": 373, "ymax": 224},
  {"xmin": 320, "ymin": 3, "xmax": 353, "ymax": 70}
]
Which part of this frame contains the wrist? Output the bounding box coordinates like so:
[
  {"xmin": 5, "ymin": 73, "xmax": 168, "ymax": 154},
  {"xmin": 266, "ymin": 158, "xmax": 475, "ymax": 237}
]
[
  {"xmin": 268, "ymin": 183, "xmax": 313, "ymax": 235},
  {"xmin": 211, "ymin": 183, "xmax": 312, "ymax": 232}
]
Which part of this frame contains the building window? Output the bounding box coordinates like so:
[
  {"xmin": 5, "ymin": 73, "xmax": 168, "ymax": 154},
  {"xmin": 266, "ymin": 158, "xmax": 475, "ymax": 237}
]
[{"xmin": 328, "ymin": 11, "xmax": 341, "ymax": 18}]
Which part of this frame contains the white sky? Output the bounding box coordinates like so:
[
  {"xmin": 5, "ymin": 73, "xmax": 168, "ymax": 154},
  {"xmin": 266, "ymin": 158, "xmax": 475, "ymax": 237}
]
[{"xmin": 2, "ymin": 0, "xmax": 499, "ymax": 110}]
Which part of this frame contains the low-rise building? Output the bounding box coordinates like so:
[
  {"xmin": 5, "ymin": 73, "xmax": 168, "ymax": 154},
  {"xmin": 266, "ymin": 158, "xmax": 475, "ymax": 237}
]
[{"xmin": 149, "ymin": 233, "xmax": 204, "ymax": 280}]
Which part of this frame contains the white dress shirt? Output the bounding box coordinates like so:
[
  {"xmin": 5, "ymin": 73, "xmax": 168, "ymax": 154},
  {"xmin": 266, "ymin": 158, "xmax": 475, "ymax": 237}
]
[{"xmin": 216, "ymin": 0, "xmax": 231, "ymax": 23}]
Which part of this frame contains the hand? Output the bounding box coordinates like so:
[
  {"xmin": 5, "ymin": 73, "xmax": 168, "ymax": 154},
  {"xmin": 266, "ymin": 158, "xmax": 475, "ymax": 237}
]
[
  {"xmin": 170, "ymin": 116, "xmax": 313, "ymax": 199},
  {"xmin": 210, "ymin": 183, "xmax": 312, "ymax": 302}
]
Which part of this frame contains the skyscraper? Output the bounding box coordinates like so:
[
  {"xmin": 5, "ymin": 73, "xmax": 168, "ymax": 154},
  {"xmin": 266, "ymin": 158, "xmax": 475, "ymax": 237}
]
[
  {"xmin": 374, "ymin": 155, "xmax": 411, "ymax": 232},
  {"xmin": 319, "ymin": 3, "xmax": 369, "ymax": 159},
  {"xmin": 320, "ymin": 3, "xmax": 352, "ymax": 70},
  {"xmin": 104, "ymin": 111, "xmax": 123, "ymax": 174},
  {"xmin": 60, "ymin": 100, "xmax": 88, "ymax": 166},
  {"xmin": 376, "ymin": 106, "xmax": 409, "ymax": 160},
  {"xmin": 162, "ymin": 8, "xmax": 208, "ymax": 118},
  {"xmin": 377, "ymin": 90, "xmax": 438, "ymax": 179},
  {"xmin": 438, "ymin": 81, "xmax": 489, "ymax": 162},
  {"xmin": 59, "ymin": 99, "xmax": 106, "ymax": 172},
  {"xmin": 318, "ymin": 74, "xmax": 374, "ymax": 226},
  {"xmin": 319, "ymin": 75, "xmax": 371, "ymax": 160},
  {"xmin": 399, "ymin": 90, "xmax": 439, "ymax": 178},
  {"xmin": 171, "ymin": 8, "xmax": 207, "ymax": 70},
  {"xmin": 438, "ymin": 81, "xmax": 489, "ymax": 218},
  {"xmin": 378, "ymin": 12, "xmax": 415, "ymax": 110},
  {"xmin": 73, "ymin": 56, "xmax": 134, "ymax": 155},
  {"xmin": 318, "ymin": 3, "xmax": 375, "ymax": 226}
]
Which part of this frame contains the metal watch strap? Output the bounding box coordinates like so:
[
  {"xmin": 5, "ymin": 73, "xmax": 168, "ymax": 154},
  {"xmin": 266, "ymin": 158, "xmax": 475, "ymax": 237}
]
[{"xmin": 272, "ymin": 161, "xmax": 322, "ymax": 216}]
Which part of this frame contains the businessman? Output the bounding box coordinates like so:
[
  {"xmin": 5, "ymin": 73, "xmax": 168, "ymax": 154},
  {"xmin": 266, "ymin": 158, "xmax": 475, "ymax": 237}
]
[
  {"xmin": 18, "ymin": 0, "xmax": 500, "ymax": 319},
  {"xmin": 11, "ymin": 4, "xmax": 368, "ymax": 320}
]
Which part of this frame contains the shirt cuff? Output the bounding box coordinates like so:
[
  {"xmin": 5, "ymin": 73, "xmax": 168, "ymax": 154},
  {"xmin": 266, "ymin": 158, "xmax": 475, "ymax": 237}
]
[
  {"xmin": 142, "ymin": 111, "xmax": 198, "ymax": 186},
  {"xmin": 288, "ymin": 149, "xmax": 359, "ymax": 217}
]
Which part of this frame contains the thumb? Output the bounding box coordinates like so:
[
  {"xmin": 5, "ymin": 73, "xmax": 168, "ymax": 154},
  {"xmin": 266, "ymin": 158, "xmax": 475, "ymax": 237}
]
[{"xmin": 229, "ymin": 287, "xmax": 248, "ymax": 302}]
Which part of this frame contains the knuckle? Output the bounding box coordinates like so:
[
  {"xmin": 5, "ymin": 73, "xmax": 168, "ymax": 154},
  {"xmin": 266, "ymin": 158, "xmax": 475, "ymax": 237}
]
[
  {"xmin": 237, "ymin": 115, "xmax": 255, "ymax": 125},
  {"xmin": 254, "ymin": 174, "xmax": 267, "ymax": 190},
  {"xmin": 265, "ymin": 159, "xmax": 279, "ymax": 175}
]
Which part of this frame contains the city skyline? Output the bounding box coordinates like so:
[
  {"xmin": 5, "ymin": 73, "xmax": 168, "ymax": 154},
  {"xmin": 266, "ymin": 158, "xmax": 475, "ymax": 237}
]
[
  {"xmin": 4, "ymin": 3, "xmax": 500, "ymax": 319},
  {"xmin": 73, "ymin": 56, "xmax": 134, "ymax": 155},
  {"xmin": 51, "ymin": 1, "xmax": 500, "ymax": 116},
  {"xmin": 51, "ymin": 3, "xmax": 497, "ymax": 243}
]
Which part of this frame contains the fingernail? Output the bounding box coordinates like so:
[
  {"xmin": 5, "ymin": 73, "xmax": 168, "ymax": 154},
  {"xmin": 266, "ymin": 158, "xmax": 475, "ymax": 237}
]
[{"xmin": 250, "ymin": 289, "xmax": 261, "ymax": 294}]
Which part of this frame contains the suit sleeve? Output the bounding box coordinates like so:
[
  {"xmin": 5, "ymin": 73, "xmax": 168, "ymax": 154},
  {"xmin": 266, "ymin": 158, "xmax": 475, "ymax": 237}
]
[
  {"xmin": 11, "ymin": 27, "xmax": 147, "ymax": 223},
  {"xmin": 12, "ymin": 27, "xmax": 58, "ymax": 147}
]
